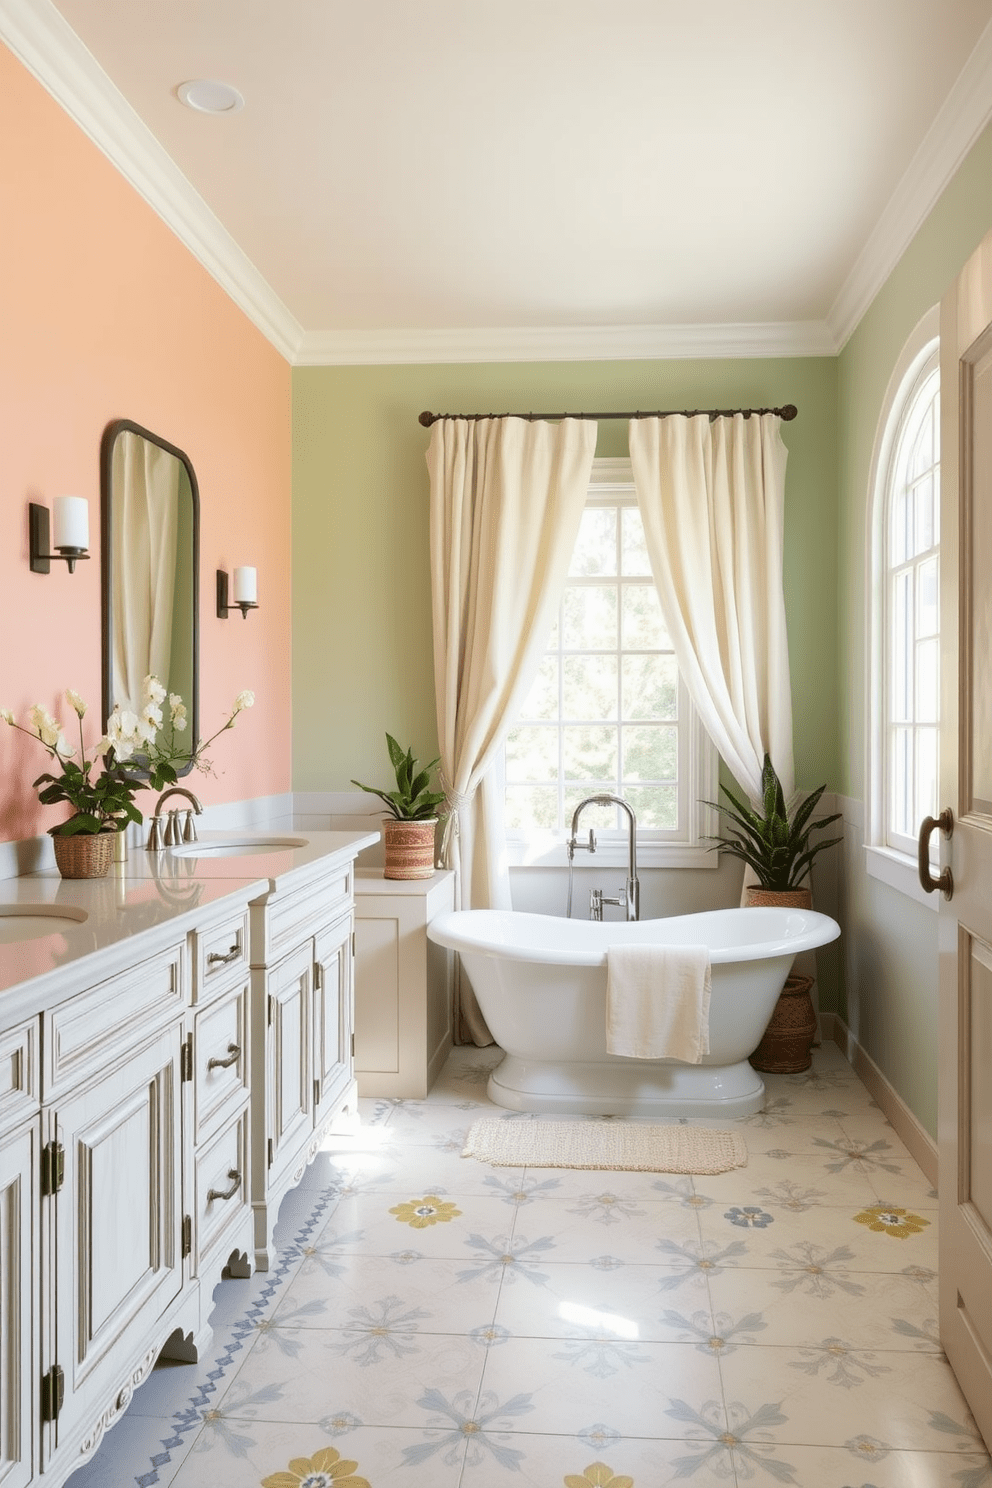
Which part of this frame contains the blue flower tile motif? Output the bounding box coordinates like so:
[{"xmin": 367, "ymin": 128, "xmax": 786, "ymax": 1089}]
[
  {"xmin": 725, "ymin": 1205, "xmax": 775, "ymax": 1229},
  {"xmin": 402, "ymin": 1387, "xmax": 534, "ymax": 1469},
  {"xmin": 579, "ymin": 1424, "xmax": 622, "ymax": 1451}
]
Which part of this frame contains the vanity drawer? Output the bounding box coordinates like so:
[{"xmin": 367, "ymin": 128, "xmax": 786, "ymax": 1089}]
[
  {"xmin": 255, "ymin": 867, "xmax": 352, "ymax": 965},
  {"xmin": 194, "ymin": 1105, "xmax": 250, "ymax": 1269},
  {"xmin": 0, "ymin": 1017, "xmax": 39, "ymax": 1137},
  {"xmin": 192, "ymin": 982, "xmax": 250, "ymax": 1142},
  {"xmin": 44, "ymin": 942, "xmax": 185, "ymax": 1100},
  {"xmin": 194, "ymin": 907, "xmax": 250, "ymax": 1002}
]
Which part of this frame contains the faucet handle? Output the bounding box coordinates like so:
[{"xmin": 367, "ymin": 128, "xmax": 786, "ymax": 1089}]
[
  {"xmin": 182, "ymin": 810, "xmax": 198, "ymax": 843},
  {"xmin": 145, "ymin": 815, "xmax": 164, "ymax": 852}
]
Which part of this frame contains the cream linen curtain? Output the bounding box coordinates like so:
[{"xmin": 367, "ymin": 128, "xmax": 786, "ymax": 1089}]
[
  {"xmin": 112, "ymin": 430, "xmax": 180, "ymax": 713},
  {"xmin": 428, "ymin": 416, "xmax": 597, "ymax": 1043},
  {"xmin": 628, "ymin": 413, "xmax": 794, "ymax": 805}
]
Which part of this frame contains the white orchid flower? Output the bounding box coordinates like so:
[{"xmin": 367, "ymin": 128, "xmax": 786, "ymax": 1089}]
[
  {"xmin": 65, "ymin": 688, "xmax": 87, "ymax": 718},
  {"xmin": 233, "ymin": 690, "xmax": 255, "ymax": 713},
  {"xmin": 142, "ymin": 676, "xmax": 167, "ymax": 706}
]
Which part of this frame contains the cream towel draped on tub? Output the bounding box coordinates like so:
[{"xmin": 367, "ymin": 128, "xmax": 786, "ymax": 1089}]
[{"xmin": 606, "ymin": 945, "xmax": 711, "ymax": 1063}]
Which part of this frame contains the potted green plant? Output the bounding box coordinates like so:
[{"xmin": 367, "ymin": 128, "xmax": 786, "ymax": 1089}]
[
  {"xmin": 704, "ymin": 753, "xmax": 843, "ymax": 899},
  {"xmin": 704, "ymin": 753, "xmax": 843, "ymax": 1073},
  {"xmin": 352, "ymin": 734, "xmax": 445, "ymax": 880}
]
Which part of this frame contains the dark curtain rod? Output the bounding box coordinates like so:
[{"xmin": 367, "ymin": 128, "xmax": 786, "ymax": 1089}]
[{"xmin": 418, "ymin": 403, "xmax": 797, "ymax": 428}]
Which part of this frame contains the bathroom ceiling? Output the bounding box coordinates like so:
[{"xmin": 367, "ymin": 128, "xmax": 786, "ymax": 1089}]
[{"xmin": 39, "ymin": 0, "xmax": 992, "ymax": 358}]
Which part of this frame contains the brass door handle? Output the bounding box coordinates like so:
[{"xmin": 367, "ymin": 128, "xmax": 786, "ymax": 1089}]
[
  {"xmin": 918, "ymin": 808, "xmax": 953, "ymax": 898},
  {"xmin": 207, "ymin": 1043, "xmax": 241, "ymax": 1071},
  {"xmin": 207, "ymin": 1169, "xmax": 241, "ymax": 1203}
]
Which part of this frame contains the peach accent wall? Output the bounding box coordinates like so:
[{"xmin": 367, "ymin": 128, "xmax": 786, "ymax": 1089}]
[{"xmin": 0, "ymin": 43, "xmax": 291, "ymax": 842}]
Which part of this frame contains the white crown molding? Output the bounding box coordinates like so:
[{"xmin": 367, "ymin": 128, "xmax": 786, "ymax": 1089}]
[
  {"xmin": 828, "ymin": 17, "xmax": 992, "ymax": 351},
  {"xmin": 0, "ymin": 0, "xmax": 303, "ymax": 362},
  {"xmin": 295, "ymin": 319, "xmax": 838, "ymax": 366}
]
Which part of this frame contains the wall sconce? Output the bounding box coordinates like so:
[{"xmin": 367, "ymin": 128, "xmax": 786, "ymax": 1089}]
[
  {"xmin": 217, "ymin": 566, "xmax": 258, "ymax": 619},
  {"xmin": 29, "ymin": 497, "xmax": 91, "ymax": 574}
]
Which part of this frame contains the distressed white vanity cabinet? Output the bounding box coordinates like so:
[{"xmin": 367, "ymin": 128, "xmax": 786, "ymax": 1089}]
[
  {"xmin": 249, "ymin": 847, "xmax": 362, "ymax": 1269},
  {"xmin": 353, "ymin": 869, "xmax": 456, "ymax": 1098},
  {"xmin": 35, "ymin": 897, "xmax": 259, "ymax": 1484},
  {"xmin": 0, "ymin": 1018, "xmax": 39, "ymax": 1488},
  {"xmin": 0, "ymin": 826, "xmax": 374, "ymax": 1488}
]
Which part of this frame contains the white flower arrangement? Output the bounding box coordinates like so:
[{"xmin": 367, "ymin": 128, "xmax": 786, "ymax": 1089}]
[{"xmin": 1, "ymin": 676, "xmax": 255, "ymax": 836}]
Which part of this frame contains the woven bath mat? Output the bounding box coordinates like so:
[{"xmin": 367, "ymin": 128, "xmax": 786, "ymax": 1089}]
[{"xmin": 462, "ymin": 1119, "xmax": 747, "ymax": 1174}]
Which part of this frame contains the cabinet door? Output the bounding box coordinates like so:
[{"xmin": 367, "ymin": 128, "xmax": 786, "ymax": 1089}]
[
  {"xmin": 0, "ymin": 1121, "xmax": 36, "ymax": 1488},
  {"xmin": 50, "ymin": 1024, "xmax": 182, "ymax": 1458},
  {"xmin": 267, "ymin": 943, "xmax": 312, "ymax": 1184},
  {"xmin": 313, "ymin": 914, "xmax": 353, "ymax": 1126}
]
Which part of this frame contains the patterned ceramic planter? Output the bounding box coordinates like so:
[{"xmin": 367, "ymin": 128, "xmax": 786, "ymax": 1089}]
[
  {"xmin": 745, "ymin": 884, "xmax": 816, "ymax": 1072},
  {"xmin": 382, "ymin": 817, "xmax": 437, "ymax": 880}
]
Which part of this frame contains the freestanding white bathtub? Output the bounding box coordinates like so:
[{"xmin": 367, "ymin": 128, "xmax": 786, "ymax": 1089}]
[{"xmin": 427, "ymin": 907, "xmax": 841, "ymax": 1119}]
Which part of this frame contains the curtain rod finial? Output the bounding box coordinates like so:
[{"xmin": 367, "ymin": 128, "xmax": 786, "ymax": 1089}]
[
  {"xmin": 781, "ymin": 404, "xmax": 798, "ymax": 421},
  {"xmin": 419, "ymin": 411, "xmax": 435, "ymax": 427}
]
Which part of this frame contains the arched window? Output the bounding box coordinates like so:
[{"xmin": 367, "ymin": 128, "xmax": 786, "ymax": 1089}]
[{"xmin": 867, "ymin": 307, "xmax": 940, "ymax": 892}]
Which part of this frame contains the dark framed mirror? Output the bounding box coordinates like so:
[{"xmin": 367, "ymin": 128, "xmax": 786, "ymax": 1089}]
[{"xmin": 100, "ymin": 419, "xmax": 199, "ymax": 773}]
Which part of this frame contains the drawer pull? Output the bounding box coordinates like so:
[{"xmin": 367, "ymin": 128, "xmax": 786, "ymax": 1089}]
[
  {"xmin": 207, "ymin": 1043, "xmax": 241, "ymax": 1071},
  {"xmin": 207, "ymin": 943, "xmax": 241, "ymax": 966},
  {"xmin": 207, "ymin": 1169, "xmax": 241, "ymax": 1203}
]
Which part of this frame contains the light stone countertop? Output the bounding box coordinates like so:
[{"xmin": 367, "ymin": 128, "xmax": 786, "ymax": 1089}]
[{"xmin": 0, "ymin": 828, "xmax": 379, "ymax": 1018}]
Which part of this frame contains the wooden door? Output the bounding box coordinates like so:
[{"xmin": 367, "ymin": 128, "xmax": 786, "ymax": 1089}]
[
  {"xmin": 938, "ymin": 226, "xmax": 992, "ymax": 1453},
  {"xmin": 266, "ymin": 943, "xmax": 312, "ymax": 1185},
  {"xmin": 0, "ymin": 1121, "xmax": 36, "ymax": 1488},
  {"xmin": 51, "ymin": 1024, "xmax": 182, "ymax": 1458},
  {"xmin": 313, "ymin": 914, "xmax": 353, "ymax": 1126}
]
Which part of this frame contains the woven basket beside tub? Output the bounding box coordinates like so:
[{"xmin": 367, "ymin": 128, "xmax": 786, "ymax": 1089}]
[
  {"xmin": 51, "ymin": 831, "xmax": 115, "ymax": 879},
  {"xmin": 744, "ymin": 884, "xmax": 817, "ymax": 1073}
]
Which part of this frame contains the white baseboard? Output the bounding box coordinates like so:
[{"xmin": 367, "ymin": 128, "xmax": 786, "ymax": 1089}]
[{"xmin": 821, "ymin": 1011, "xmax": 938, "ymax": 1189}]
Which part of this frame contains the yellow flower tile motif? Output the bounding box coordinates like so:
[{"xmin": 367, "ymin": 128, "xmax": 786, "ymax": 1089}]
[
  {"xmin": 260, "ymin": 1445, "xmax": 370, "ymax": 1488},
  {"xmin": 853, "ymin": 1205, "xmax": 931, "ymax": 1239},
  {"xmin": 389, "ymin": 1194, "xmax": 462, "ymax": 1228},
  {"xmin": 564, "ymin": 1463, "xmax": 634, "ymax": 1488}
]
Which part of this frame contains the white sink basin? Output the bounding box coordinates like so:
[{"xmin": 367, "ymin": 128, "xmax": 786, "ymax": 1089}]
[
  {"xmin": 0, "ymin": 904, "xmax": 89, "ymax": 944},
  {"xmin": 167, "ymin": 836, "xmax": 309, "ymax": 859}
]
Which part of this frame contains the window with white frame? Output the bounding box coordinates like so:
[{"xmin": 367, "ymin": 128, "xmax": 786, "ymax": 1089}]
[
  {"xmin": 503, "ymin": 460, "xmax": 717, "ymax": 867},
  {"xmin": 880, "ymin": 344, "xmax": 940, "ymax": 859}
]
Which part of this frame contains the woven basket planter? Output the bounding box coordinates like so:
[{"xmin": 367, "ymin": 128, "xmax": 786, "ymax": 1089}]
[
  {"xmin": 383, "ymin": 817, "xmax": 437, "ymax": 880},
  {"xmin": 51, "ymin": 829, "xmax": 114, "ymax": 879},
  {"xmin": 745, "ymin": 884, "xmax": 816, "ymax": 1073},
  {"xmin": 749, "ymin": 973, "xmax": 817, "ymax": 1073}
]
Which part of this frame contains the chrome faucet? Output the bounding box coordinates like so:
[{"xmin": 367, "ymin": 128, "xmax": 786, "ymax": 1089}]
[
  {"xmin": 146, "ymin": 786, "xmax": 204, "ymax": 851},
  {"xmin": 567, "ymin": 793, "xmax": 640, "ymax": 921}
]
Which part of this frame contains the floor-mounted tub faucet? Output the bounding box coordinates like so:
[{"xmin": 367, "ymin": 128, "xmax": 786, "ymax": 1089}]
[{"xmin": 566, "ymin": 793, "xmax": 640, "ymax": 920}]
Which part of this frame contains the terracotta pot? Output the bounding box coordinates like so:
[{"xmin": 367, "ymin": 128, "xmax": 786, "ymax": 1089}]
[
  {"xmin": 382, "ymin": 817, "xmax": 437, "ymax": 880},
  {"xmin": 51, "ymin": 829, "xmax": 114, "ymax": 879},
  {"xmin": 745, "ymin": 884, "xmax": 816, "ymax": 1073}
]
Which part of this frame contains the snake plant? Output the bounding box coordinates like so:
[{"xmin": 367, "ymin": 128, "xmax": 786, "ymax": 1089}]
[
  {"xmin": 352, "ymin": 734, "xmax": 446, "ymax": 821},
  {"xmin": 704, "ymin": 753, "xmax": 842, "ymax": 890}
]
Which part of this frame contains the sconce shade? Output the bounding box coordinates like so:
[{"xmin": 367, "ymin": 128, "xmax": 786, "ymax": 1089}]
[
  {"xmin": 53, "ymin": 496, "xmax": 89, "ymax": 551},
  {"xmin": 232, "ymin": 566, "xmax": 257, "ymax": 604}
]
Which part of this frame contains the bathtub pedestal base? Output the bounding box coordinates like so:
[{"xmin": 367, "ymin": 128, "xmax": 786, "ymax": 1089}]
[{"xmin": 488, "ymin": 1053, "xmax": 765, "ymax": 1121}]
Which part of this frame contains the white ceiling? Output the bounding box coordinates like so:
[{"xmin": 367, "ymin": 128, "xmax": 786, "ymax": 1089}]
[{"xmin": 9, "ymin": 0, "xmax": 992, "ymax": 361}]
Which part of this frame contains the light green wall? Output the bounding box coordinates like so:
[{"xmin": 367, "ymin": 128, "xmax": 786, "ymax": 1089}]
[
  {"xmin": 834, "ymin": 117, "xmax": 992, "ymax": 1139},
  {"xmin": 292, "ymin": 357, "xmax": 839, "ymax": 794}
]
